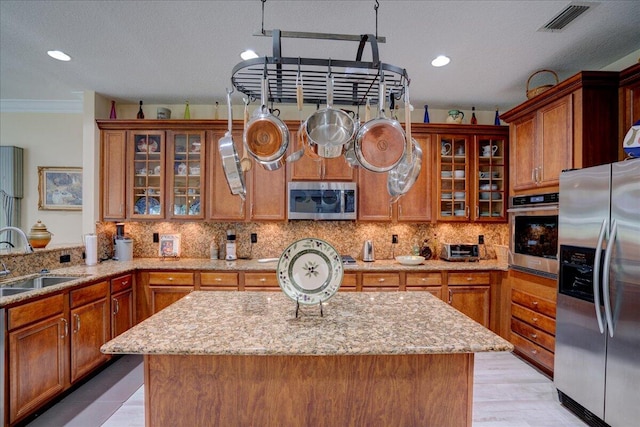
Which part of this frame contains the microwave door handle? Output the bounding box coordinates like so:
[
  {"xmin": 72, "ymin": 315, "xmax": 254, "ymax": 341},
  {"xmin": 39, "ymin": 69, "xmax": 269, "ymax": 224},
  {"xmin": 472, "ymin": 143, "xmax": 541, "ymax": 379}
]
[
  {"xmin": 593, "ymin": 219, "xmax": 607, "ymax": 334},
  {"xmin": 602, "ymin": 219, "xmax": 617, "ymax": 338},
  {"xmin": 341, "ymin": 190, "xmax": 345, "ymax": 213}
]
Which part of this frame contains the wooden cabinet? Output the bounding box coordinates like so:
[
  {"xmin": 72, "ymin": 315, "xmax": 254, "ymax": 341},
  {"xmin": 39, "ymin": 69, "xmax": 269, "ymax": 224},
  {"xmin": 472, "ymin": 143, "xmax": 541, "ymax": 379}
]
[
  {"xmin": 209, "ymin": 129, "xmax": 246, "ymax": 220},
  {"xmin": 502, "ymin": 71, "xmax": 619, "ymax": 195},
  {"xmin": 291, "ymin": 153, "xmax": 354, "ymax": 181},
  {"xmin": 405, "ymin": 272, "xmax": 442, "ymax": 298},
  {"xmin": 243, "ymin": 272, "xmax": 279, "ymax": 291},
  {"xmin": 249, "ymin": 144, "xmax": 287, "ymax": 220},
  {"xmin": 69, "ymin": 281, "xmax": 110, "ymax": 383},
  {"xmin": 7, "ymin": 294, "xmax": 69, "ymax": 425},
  {"xmin": 101, "ymin": 130, "xmax": 127, "ymax": 220},
  {"xmin": 446, "ymin": 272, "xmax": 490, "ymax": 327},
  {"xmin": 148, "ymin": 271, "xmax": 194, "ymax": 314},
  {"xmin": 201, "ymin": 272, "xmax": 239, "ymax": 291},
  {"xmin": 111, "ymin": 274, "xmax": 134, "ymax": 338},
  {"xmin": 435, "ymin": 126, "xmax": 508, "ymax": 222},
  {"xmin": 129, "ymin": 130, "xmax": 166, "ymax": 218},
  {"xmin": 361, "ymin": 273, "xmax": 400, "ymax": 291},
  {"xmin": 619, "ymin": 63, "xmax": 640, "ymax": 160},
  {"xmin": 339, "ymin": 272, "xmax": 358, "ymax": 292},
  {"xmin": 167, "ymin": 130, "xmax": 206, "ymax": 219},
  {"xmin": 358, "ymin": 132, "xmax": 433, "ymax": 222},
  {"xmin": 509, "ymin": 269, "xmax": 557, "ymax": 377}
]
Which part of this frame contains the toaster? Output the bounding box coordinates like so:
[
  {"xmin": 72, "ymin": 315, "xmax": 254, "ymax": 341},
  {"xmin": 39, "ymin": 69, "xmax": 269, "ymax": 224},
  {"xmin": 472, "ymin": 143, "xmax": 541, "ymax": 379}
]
[{"xmin": 440, "ymin": 243, "xmax": 479, "ymax": 262}]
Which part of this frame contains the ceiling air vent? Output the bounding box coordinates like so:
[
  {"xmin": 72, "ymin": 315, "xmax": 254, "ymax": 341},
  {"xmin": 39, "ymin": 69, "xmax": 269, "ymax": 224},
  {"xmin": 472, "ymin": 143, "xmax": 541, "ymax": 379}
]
[{"xmin": 539, "ymin": 2, "xmax": 593, "ymax": 32}]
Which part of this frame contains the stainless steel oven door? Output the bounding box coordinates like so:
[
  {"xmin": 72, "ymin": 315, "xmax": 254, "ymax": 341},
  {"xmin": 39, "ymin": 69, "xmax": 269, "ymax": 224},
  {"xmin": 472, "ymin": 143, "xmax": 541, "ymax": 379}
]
[{"xmin": 508, "ymin": 204, "xmax": 559, "ymax": 278}]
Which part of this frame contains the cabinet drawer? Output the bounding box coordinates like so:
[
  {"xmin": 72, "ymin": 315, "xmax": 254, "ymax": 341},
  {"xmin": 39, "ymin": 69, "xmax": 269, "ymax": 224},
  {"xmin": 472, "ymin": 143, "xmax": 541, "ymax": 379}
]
[
  {"xmin": 362, "ymin": 273, "xmax": 400, "ymax": 288},
  {"xmin": 512, "ymin": 288, "xmax": 556, "ymax": 318},
  {"xmin": 511, "ymin": 303, "xmax": 556, "ymax": 335},
  {"xmin": 406, "ymin": 272, "xmax": 442, "ymax": 286},
  {"xmin": 448, "ymin": 272, "xmax": 490, "ymax": 286},
  {"xmin": 511, "ymin": 317, "xmax": 555, "ymax": 352},
  {"xmin": 148, "ymin": 272, "xmax": 194, "ymax": 286},
  {"xmin": 510, "ymin": 330, "xmax": 555, "ymax": 372},
  {"xmin": 111, "ymin": 274, "xmax": 133, "ymax": 294},
  {"xmin": 244, "ymin": 272, "xmax": 279, "ymax": 288},
  {"xmin": 8, "ymin": 293, "xmax": 65, "ymax": 330},
  {"xmin": 340, "ymin": 273, "xmax": 357, "ymax": 291},
  {"xmin": 201, "ymin": 272, "xmax": 239, "ymax": 287},
  {"xmin": 71, "ymin": 281, "xmax": 109, "ymax": 308}
]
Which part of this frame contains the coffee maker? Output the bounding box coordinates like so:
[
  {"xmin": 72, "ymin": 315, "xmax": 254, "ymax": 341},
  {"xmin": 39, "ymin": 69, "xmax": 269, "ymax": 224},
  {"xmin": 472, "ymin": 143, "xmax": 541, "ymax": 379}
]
[{"xmin": 113, "ymin": 223, "xmax": 133, "ymax": 261}]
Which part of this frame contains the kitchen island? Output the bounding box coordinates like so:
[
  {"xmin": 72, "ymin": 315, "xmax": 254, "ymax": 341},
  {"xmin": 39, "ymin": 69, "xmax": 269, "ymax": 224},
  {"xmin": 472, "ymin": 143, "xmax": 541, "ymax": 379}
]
[{"xmin": 102, "ymin": 291, "xmax": 512, "ymax": 427}]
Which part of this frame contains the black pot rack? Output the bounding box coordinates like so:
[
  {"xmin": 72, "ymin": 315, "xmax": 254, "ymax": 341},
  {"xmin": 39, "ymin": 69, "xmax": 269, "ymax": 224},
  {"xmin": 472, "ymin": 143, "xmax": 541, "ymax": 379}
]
[{"xmin": 231, "ymin": 30, "xmax": 409, "ymax": 107}]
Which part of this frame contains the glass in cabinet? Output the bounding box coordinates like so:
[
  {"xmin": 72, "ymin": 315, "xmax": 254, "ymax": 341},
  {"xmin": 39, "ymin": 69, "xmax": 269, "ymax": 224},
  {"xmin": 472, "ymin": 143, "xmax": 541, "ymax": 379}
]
[
  {"xmin": 131, "ymin": 131, "xmax": 164, "ymax": 218},
  {"xmin": 476, "ymin": 136, "xmax": 506, "ymax": 220},
  {"xmin": 168, "ymin": 131, "xmax": 205, "ymax": 219},
  {"xmin": 438, "ymin": 136, "xmax": 469, "ymax": 220}
]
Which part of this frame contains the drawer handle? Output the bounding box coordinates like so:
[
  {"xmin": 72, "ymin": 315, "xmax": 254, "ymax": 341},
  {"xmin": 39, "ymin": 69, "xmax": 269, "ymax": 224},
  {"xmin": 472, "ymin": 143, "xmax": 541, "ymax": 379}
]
[
  {"xmin": 260, "ymin": 278, "xmax": 266, "ymax": 282},
  {"xmin": 530, "ymin": 333, "xmax": 538, "ymax": 339},
  {"xmin": 168, "ymin": 277, "xmax": 174, "ymax": 281},
  {"xmin": 113, "ymin": 298, "xmax": 120, "ymax": 315},
  {"xmin": 532, "ymin": 301, "xmax": 539, "ymax": 306},
  {"xmin": 531, "ymin": 349, "xmax": 538, "ymax": 355},
  {"xmin": 122, "ymin": 280, "xmax": 129, "ymax": 286},
  {"xmin": 532, "ymin": 317, "xmax": 539, "ymax": 323},
  {"xmin": 215, "ymin": 278, "xmax": 222, "ymax": 282},
  {"xmin": 378, "ymin": 278, "xmax": 385, "ymax": 283},
  {"xmin": 466, "ymin": 277, "xmax": 473, "ymax": 281},
  {"xmin": 421, "ymin": 278, "xmax": 426, "ymax": 282}
]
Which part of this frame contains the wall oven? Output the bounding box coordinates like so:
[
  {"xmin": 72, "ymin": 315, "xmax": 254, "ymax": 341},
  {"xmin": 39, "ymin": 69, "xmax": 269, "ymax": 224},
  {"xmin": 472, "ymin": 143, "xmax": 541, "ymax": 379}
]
[{"xmin": 508, "ymin": 192, "xmax": 559, "ymax": 277}]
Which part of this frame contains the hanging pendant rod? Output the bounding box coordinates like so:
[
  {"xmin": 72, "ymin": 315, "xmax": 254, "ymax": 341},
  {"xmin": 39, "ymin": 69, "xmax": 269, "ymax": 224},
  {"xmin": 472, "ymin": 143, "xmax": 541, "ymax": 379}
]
[{"xmin": 253, "ymin": 30, "xmax": 386, "ymax": 44}]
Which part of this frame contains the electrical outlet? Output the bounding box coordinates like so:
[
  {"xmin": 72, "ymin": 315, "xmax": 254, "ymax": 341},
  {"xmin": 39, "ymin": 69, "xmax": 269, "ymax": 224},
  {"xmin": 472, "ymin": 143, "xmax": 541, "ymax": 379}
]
[
  {"xmin": 153, "ymin": 233, "xmax": 159, "ymax": 243},
  {"xmin": 251, "ymin": 233, "xmax": 258, "ymax": 243},
  {"xmin": 59, "ymin": 254, "xmax": 71, "ymax": 263},
  {"xmin": 478, "ymin": 235, "xmax": 485, "ymax": 244},
  {"xmin": 392, "ymin": 234, "xmax": 398, "ymax": 244}
]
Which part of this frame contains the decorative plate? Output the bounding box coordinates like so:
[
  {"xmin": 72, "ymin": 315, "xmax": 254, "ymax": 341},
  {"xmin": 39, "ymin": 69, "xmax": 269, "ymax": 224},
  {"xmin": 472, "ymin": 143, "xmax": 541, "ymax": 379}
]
[
  {"xmin": 277, "ymin": 238, "xmax": 343, "ymax": 305},
  {"xmin": 134, "ymin": 197, "xmax": 160, "ymax": 214}
]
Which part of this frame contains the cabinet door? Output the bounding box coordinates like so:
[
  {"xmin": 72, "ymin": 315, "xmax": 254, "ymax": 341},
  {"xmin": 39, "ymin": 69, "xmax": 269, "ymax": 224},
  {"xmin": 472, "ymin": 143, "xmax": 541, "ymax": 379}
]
[
  {"xmin": 150, "ymin": 287, "xmax": 192, "ymax": 313},
  {"xmin": 362, "ymin": 273, "xmax": 400, "ymax": 291},
  {"xmin": 291, "ymin": 153, "xmax": 323, "ymax": 180},
  {"xmin": 475, "ymin": 134, "xmax": 507, "ymax": 221},
  {"xmin": 537, "ymin": 95, "xmax": 572, "ymax": 188},
  {"xmin": 9, "ymin": 316, "xmax": 69, "ymax": 424},
  {"xmin": 70, "ymin": 297, "xmax": 110, "ymax": 382},
  {"xmin": 510, "ymin": 114, "xmax": 536, "ymax": 192},
  {"xmin": 209, "ymin": 130, "xmax": 246, "ymax": 220},
  {"xmin": 249, "ymin": 147, "xmax": 287, "ymax": 221},
  {"xmin": 397, "ymin": 134, "xmax": 432, "ymax": 222},
  {"xmin": 322, "ymin": 156, "xmax": 355, "ymax": 180},
  {"xmin": 437, "ymin": 135, "xmax": 470, "ymax": 220},
  {"xmin": 168, "ymin": 130, "xmax": 205, "ymax": 219},
  {"xmin": 129, "ymin": 131, "xmax": 165, "ymax": 218},
  {"xmin": 112, "ymin": 289, "xmax": 134, "ymax": 338},
  {"xmin": 357, "ymin": 167, "xmax": 393, "ymax": 221},
  {"xmin": 102, "ymin": 130, "xmax": 127, "ymax": 220},
  {"xmin": 448, "ymin": 286, "xmax": 490, "ymax": 327}
]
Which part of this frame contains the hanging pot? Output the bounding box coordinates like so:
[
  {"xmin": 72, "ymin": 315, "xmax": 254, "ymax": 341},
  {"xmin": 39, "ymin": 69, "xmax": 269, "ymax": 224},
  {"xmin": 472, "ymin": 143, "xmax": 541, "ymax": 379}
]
[
  {"xmin": 355, "ymin": 79, "xmax": 406, "ymax": 172},
  {"xmin": 305, "ymin": 74, "xmax": 356, "ymax": 158},
  {"xmin": 244, "ymin": 76, "xmax": 289, "ymax": 170},
  {"xmin": 388, "ymin": 81, "xmax": 422, "ymax": 201},
  {"xmin": 218, "ymin": 89, "xmax": 246, "ymax": 200}
]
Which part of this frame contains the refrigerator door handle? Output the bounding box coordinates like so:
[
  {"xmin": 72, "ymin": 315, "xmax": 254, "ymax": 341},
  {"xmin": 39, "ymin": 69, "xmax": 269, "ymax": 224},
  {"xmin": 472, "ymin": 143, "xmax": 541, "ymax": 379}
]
[
  {"xmin": 593, "ymin": 218, "xmax": 607, "ymax": 334},
  {"xmin": 602, "ymin": 219, "xmax": 617, "ymax": 338}
]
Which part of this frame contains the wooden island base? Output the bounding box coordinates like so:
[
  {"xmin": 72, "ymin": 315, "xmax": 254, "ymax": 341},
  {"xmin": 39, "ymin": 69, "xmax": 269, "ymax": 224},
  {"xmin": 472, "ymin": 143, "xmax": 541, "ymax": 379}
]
[{"xmin": 145, "ymin": 353, "xmax": 474, "ymax": 427}]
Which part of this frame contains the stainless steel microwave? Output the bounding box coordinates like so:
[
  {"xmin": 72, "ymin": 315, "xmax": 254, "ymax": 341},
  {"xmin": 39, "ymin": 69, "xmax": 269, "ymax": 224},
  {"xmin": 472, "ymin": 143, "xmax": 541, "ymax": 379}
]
[{"xmin": 287, "ymin": 181, "xmax": 357, "ymax": 220}]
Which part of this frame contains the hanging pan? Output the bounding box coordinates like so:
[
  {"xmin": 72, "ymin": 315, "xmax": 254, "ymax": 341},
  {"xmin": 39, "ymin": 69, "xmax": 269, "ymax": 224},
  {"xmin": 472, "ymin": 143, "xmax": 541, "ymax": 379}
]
[
  {"xmin": 355, "ymin": 77, "xmax": 406, "ymax": 172},
  {"xmin": 305, "ymin": 73, "xmax": 356, "ymax": 158},
  {"xmin": 218, "ymin": 88, "xmax": 246, "ymax": 200},
  {"xmin": 388, "ymin": 80, "xmax": 422, "ymax": 202},
  {"xmin": 244, "ymin": 74, "xmax": 289, "ymax": 170}
]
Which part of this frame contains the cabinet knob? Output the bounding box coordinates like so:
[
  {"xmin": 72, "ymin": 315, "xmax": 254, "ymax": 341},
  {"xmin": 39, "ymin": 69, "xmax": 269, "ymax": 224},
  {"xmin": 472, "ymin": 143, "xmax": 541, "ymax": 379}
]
[
  {"xmin": 215, "ymin": 278, "xmax": 222, "ymax": 282},
  {"xmin": 168, "ymin": 277, "xmax": 174, "ymax": 281},
  {"xmin": 530, "ymin": 333, "xmax": 538, "ymax": 339},
  {"xmin": 532, "ymin": 317, "xmax": 539, "ymax": 323},
  {"xmin": 532, "ymin": 300, "xmax": 539, "ymax": 306},
  {"xmin": 531, "ymin": 349, "xmax": 538, "ymax": 355},
  {"xmin": 378, "ymin": 278, "xmax": 386, "ymax": 282},
  {"xmin": 260, "ymin": 278, "xmax": 266, "ymax": 282},
  {"xmin": 466, "ymin": 277, "xmax": 473, "ymax": 281},
  {"xmin": 122, "ymin": 280, "xmax": 128, "ymax": 286}
]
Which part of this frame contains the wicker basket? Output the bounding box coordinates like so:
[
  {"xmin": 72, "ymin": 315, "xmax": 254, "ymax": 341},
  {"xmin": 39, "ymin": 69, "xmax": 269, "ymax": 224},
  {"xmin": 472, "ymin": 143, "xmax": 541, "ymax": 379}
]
[{"xmin": 526, "ymin": 69, "xmax": 559, "ymax": 99}]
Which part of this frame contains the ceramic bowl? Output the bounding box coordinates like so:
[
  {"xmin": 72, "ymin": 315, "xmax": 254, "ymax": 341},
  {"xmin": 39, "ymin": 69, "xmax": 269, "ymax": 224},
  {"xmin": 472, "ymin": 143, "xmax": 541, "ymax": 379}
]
[{"xmin": 395, "ymin": 255, "xmax": 425, "ymax": 266}]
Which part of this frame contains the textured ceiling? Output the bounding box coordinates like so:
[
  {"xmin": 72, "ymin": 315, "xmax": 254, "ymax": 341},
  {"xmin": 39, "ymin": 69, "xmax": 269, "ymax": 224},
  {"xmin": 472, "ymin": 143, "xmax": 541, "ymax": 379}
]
[{"xmin": 1, "ymin": 0, "xmax": 639, "ymax": 111}]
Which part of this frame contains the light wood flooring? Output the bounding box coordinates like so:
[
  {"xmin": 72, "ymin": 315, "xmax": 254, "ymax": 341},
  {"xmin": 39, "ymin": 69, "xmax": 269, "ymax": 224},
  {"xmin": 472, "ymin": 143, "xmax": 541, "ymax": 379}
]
[{"xmin": 25, "ymin": 352, "xmax": 586, "ymax": 427}]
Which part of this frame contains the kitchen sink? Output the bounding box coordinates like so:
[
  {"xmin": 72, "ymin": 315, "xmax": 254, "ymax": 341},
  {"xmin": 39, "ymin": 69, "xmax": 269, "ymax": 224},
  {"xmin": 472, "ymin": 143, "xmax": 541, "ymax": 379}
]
[
  {"xmin": 0, "ymin": 287, "xmax": 32, "ymax": 297},
  {"xmin": 1, "ymin": 275, "xmax": 80, "ymax": 293}
]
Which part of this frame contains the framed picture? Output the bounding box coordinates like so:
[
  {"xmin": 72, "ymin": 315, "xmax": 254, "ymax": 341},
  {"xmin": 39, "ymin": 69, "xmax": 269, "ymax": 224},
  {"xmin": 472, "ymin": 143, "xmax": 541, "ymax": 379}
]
[
  {"xmin": 38, "ymin": 167, "xmax": 83, "ymax": 210},
  {"xmin": 159, "ymin": 234, "xmax": 181, "ymax": 257}
]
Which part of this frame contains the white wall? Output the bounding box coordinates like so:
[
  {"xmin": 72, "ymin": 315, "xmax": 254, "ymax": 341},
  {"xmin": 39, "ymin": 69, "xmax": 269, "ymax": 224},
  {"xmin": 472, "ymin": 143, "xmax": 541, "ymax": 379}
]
[{"xmin": 0, "ymin": 112, "xmax": 83, "ymax": 244}]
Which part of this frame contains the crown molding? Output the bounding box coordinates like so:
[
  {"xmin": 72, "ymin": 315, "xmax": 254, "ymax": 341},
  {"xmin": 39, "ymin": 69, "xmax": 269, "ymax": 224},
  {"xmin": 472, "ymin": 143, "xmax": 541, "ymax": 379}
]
[{"xmin": 0, "ymin": 99, "xmax": 83, "ymax": 113}]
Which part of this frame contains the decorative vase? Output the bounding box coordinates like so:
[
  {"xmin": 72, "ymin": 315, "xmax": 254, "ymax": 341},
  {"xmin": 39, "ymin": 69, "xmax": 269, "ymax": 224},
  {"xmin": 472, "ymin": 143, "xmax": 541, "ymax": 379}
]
[
  {"xmin": 28, "ymin": 220, "xmax": 52, "ymax": 248},
  {"xmin": 184, "ymin": 101, "xmax": 191, "ymax": 119},
  {"xmin": 494, "ymin": 108, "xmax": 500, "ymax": 125},
  {"xmin": 137, "ymin": 100, "xmax": 144, "ymax": 119},
  {"xmin": 109, "ymin": 100, "xmax": 117, "ymax": 119},
  {"xmin": 423, "ymin": 105, "xmax": 430, "ymax": 123}
]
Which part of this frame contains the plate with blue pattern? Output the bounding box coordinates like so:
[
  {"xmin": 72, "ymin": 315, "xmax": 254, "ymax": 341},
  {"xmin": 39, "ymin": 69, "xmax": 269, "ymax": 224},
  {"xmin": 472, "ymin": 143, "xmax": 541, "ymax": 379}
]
[{"xmin": 277, "ymin": 238, "xmax": 343, "ymax": 305}]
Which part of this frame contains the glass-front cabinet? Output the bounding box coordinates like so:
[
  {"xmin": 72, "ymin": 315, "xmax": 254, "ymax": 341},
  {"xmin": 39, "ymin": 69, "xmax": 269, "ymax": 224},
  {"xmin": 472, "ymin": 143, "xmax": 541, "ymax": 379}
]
[
  {"xmin": 168, "ymin": 131, "xmax": 205, "ymax": 219},
  {"xmin": 438, "ymin": 135, "xmax": 470, "ymax": 220},
  {"xmin": 130, "ymin": 131, "xmax": 165, "ymax": 218},
  {"xmin": 476, "ymin": 136, "xmax": 506, "ymax": 220}
]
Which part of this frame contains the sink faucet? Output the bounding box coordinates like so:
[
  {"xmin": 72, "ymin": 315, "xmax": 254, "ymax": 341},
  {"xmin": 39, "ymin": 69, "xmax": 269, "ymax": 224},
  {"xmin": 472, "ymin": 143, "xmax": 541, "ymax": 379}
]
[
  {"xmin": 0, "ymin": 261, "xmax": 9, "ymax": 277},
  {"xmin": 0, "ymin": 227, "xmax": 34, "ymax": 254}
]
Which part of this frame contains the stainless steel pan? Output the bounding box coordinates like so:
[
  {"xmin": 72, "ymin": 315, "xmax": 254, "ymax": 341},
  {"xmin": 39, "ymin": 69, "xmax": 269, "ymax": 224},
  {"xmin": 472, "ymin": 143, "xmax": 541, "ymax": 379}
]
[
  {"xmin": 355, "ymin": 79, "xmax": 406, "ymax": 172},
  {"xmin": 218, "ymin": 89, "xmax": 246, "ymax": 200}
]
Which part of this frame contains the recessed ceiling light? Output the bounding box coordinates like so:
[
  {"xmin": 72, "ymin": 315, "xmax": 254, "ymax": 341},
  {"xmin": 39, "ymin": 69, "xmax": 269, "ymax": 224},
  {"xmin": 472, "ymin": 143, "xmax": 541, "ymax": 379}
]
[
  {"xmin": 240, "ymin": 50, "xmax": 259, "ymax": 60},
  {"xmin": 47, "ymin": 50, "xmax": 71, "ymax": 61},
  {"xmin": 431, "ymin": 55, "xmax": 450, "ymax": 67}
]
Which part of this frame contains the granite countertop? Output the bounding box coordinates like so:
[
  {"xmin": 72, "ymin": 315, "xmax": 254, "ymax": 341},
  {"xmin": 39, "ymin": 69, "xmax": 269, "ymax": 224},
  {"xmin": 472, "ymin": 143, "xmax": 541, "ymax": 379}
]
[
  {"xmin": 0, "ymin": 258, "xmax": 507, "ymax": 307},
  {"xmin": 101, "ymin": 291, "xmax": 513, "ymax": 356}
]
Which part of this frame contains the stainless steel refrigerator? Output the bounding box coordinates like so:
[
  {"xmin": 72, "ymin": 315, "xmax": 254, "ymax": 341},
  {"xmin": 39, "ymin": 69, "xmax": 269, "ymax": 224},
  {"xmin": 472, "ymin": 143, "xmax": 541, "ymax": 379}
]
[{"xmin": 555, "ymin": 159, "xmax": 640, "ymax": 427}]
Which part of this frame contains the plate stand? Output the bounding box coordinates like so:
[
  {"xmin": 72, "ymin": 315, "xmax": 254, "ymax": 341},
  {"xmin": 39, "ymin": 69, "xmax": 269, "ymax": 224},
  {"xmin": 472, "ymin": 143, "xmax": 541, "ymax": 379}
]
[{"xmin": 295, "ymin": 298, "xmax": 323, "ymax": 318}]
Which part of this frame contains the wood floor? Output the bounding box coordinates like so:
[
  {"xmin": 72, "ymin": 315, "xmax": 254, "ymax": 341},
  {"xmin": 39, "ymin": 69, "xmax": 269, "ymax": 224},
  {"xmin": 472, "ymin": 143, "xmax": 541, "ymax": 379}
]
[{"xmin": 26, "ymin": 352, "xmax": 586, "ymax": 427}]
